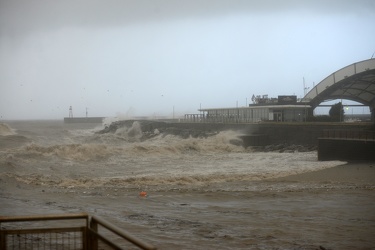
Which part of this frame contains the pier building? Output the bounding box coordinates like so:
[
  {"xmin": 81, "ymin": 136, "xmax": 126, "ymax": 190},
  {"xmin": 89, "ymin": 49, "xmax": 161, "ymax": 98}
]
[
  {"xmin": 185, "ymin": 58, "xmax": 375, "ymax": 123},
  {"xmin": 186, "ymin": 95, "xmax": 309, "ymax": 123}
]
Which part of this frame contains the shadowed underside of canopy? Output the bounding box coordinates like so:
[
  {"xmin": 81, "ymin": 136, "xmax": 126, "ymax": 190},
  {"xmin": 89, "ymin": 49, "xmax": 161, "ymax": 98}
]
[{"xmin": 302, "ymin": 59, "xmax": 375, "ymax": 118}]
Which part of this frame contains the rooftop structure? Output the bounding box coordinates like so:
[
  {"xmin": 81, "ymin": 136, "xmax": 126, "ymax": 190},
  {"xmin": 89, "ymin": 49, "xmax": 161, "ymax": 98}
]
[{"xmin": 188, "ymin": 95, "xmax": 310, "ymax": 123}]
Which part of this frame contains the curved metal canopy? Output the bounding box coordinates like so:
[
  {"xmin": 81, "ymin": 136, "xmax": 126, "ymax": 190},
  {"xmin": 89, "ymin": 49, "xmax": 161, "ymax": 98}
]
[{"xmin": 302, "ymin": 59, "xmax": 375, "ymax": 112}]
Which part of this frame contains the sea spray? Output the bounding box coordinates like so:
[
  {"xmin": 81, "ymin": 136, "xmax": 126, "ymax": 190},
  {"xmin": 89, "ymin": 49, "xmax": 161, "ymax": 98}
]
[{"xmin": 0, "ymin": 123, "xmax": 15, "ymax": 136}]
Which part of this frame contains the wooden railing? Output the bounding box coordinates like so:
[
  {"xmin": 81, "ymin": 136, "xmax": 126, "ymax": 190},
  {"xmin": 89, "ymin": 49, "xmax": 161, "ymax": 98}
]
[{"xmin": 0, "ymin": 213, "xmax": 156, "ymax": 250}]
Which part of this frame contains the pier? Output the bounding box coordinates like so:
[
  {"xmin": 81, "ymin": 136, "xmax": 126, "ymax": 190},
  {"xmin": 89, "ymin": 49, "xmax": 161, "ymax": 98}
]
[{"xmin": 64, "ymin": 117, "xmax": 104, "ymax": 123}]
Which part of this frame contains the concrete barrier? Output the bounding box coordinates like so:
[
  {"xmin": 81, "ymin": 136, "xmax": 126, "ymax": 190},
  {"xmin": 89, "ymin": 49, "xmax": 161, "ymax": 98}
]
[
  {"xmin": 64, "ymin": 117, "xmax": 104, "ymax": 123},
  {"xmin": 318, "ymin": 138, "xmax": 375, "ymax": 161}
]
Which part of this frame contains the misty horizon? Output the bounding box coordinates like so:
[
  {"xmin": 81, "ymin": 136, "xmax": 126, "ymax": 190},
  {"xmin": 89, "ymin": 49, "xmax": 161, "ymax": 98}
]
[{"xmin": 1, "ymin": 0, "xmax": 375, "ymax": 120}]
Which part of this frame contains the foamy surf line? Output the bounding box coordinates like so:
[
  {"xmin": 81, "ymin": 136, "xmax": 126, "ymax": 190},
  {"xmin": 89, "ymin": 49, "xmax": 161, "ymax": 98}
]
[
  {"xmin": 21, "ymin": 143, "xmax": 114, "ymax": 161},
  {"xmin": 2, "ymin": 159, "xmax": 344, "ymax": 190}
]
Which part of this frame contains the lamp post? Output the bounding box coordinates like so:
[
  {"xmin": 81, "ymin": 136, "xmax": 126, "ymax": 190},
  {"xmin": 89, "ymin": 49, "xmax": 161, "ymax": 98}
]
[{"xmin": 200, "ymin": 103, "xmax": 202, "ymax": 123}]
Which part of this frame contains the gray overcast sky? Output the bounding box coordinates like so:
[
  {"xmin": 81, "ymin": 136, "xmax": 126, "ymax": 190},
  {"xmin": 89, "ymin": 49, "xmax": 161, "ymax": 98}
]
[{"xmin": 1, "ymin": 0, "xmax": 375, "ymax": 120}]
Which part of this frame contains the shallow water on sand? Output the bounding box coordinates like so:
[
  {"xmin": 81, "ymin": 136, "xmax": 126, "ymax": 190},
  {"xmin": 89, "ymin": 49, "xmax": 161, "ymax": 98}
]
[{"xmin": 1, "ymin": 120, "xmax": 374, "ymax": 249}]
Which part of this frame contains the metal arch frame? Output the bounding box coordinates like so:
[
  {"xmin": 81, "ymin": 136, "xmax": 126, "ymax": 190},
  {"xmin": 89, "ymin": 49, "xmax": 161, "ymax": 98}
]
[
  {"xmin": 322, "ymin": 75, "xmax": 375, "ymax": 103},
  {"xmin": 302, "ymin": 59, "xmax": 375, "ymax": 112}
]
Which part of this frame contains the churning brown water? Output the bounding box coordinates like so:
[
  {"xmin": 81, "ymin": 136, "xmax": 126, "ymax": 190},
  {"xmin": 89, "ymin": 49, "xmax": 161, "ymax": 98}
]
[{"xmin": 1, "ymin": 120, "xmax": 374, "ymax": 249}]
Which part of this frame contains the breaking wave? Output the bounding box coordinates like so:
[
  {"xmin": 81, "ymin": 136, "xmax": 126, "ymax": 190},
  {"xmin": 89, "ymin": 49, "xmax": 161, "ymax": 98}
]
[
  {"xmin": 125, "ymin": 131, "xmax": 245, "ymax": 155},
  {"xmin": 23, "ymin": 143, "xmax": 114, "ymax": 161},
  {"xmin": 0, "ymin": 123, "xmax": 15, "ymax": 136},
  {"xmin": 114, "ymin": 121, "xmax": 143, "ymax": 141},
  {"xmin": 6, "ymin": 130, "xmax": 244, "ymax": 164}
]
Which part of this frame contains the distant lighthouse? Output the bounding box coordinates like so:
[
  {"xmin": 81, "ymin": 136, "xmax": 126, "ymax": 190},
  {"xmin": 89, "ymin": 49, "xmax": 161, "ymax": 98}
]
[{"xmin": 69, "ymin": 106, "xmax": 73, "ymax": 118}]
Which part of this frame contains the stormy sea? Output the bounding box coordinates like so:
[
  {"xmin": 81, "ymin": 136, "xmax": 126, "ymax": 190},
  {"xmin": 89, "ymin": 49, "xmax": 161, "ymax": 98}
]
[{"xmin": 1, "ymin": 120, "xmax": 374, "ymax": 249}]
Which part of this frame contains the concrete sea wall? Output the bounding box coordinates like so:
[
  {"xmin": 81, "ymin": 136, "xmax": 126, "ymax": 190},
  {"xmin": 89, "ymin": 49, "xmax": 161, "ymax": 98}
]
[
  {"xmin": 172, "ymin": 122, "xmax": 374, "ymax": 146},
  {"xmin": 318, "ymin": 138, "xmax": 375, "ymax": 161}
]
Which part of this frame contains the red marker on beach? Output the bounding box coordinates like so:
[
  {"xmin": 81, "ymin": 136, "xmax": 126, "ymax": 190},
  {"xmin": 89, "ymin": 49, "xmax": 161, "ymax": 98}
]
[{"xmin": 139, "ymin": 191, "xmax": 147, "ymax": 197}]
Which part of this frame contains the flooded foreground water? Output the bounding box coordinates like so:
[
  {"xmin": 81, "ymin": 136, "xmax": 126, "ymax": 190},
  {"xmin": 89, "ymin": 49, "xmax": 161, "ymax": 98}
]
[{"xmin": 1, "ymin": 120, "xmax": 374, "ymax": 249}]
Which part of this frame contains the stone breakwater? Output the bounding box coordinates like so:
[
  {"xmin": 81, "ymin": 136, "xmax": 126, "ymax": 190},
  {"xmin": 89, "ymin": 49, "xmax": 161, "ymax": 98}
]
[{"xmin": 98, "ymin": 120, "xmax": 219, "ymax": 139}]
